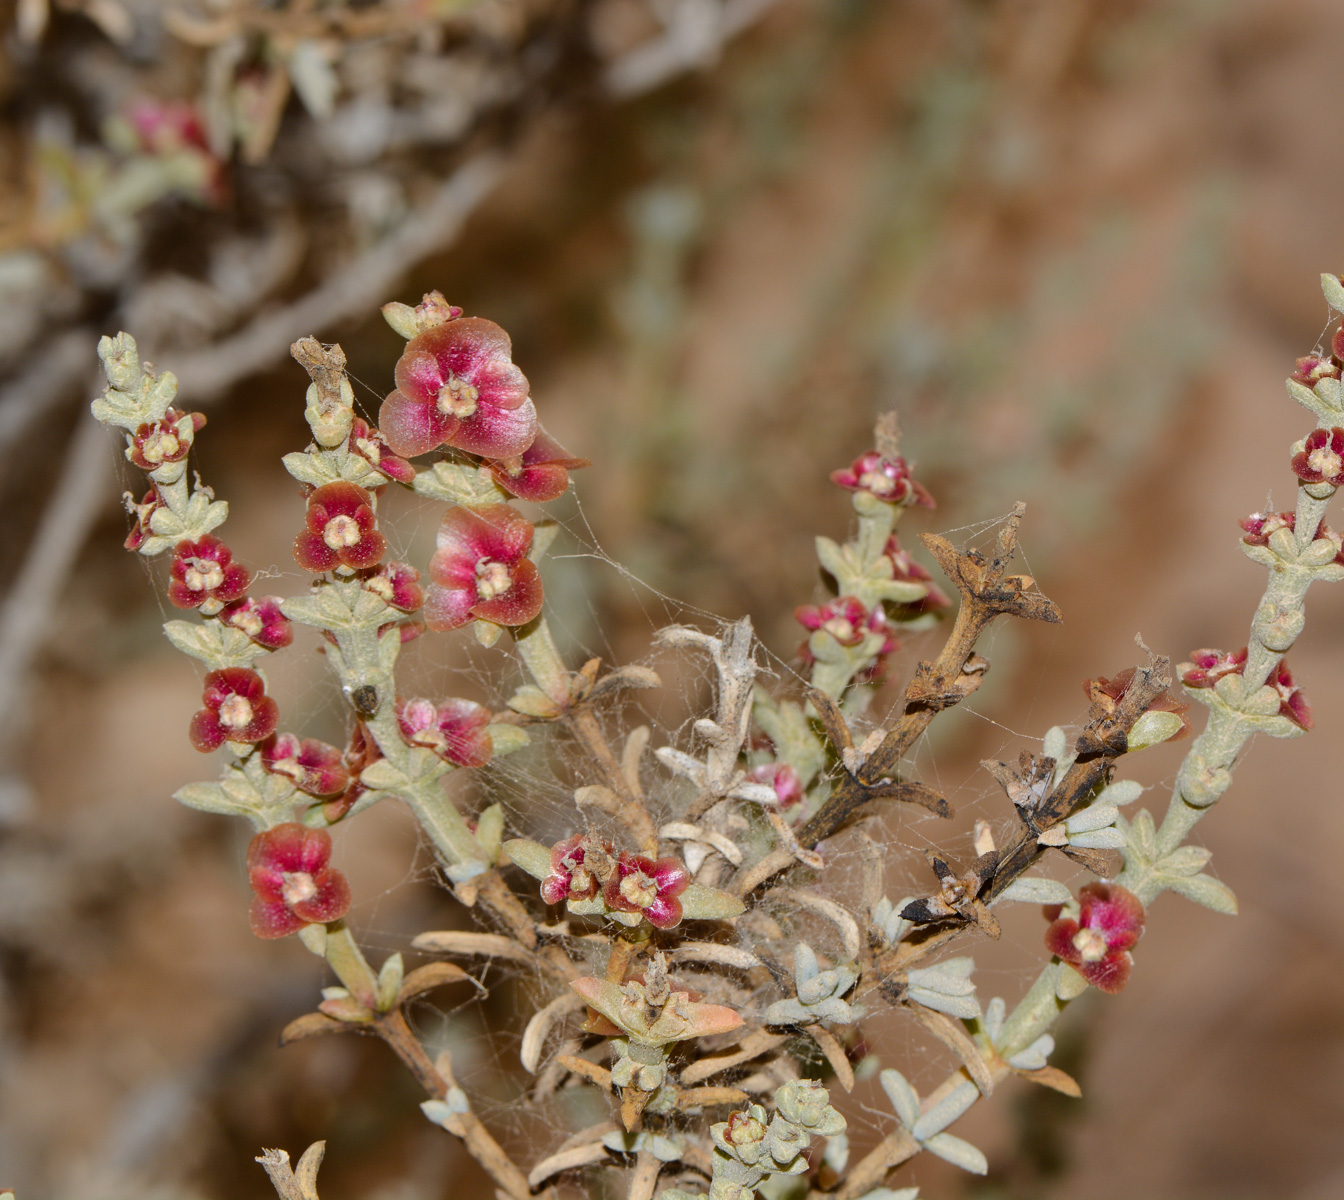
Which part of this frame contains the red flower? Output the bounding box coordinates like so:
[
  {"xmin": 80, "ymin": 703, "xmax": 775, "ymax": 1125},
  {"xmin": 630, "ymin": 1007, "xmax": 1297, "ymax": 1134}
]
[
  {"xmin": 379, "ymin": 317, "xmax": 537, "ymax": 459},
  {"xmin": 168, "ymin": 535, "xmax": 251, "ymax": 613},
  {"xmin": 1045, "ymin": 882, "xmax": 1145, "ymax": 994},
  {"xmin": 488, "ymin": 427, "xmax": 591, "ymax": 502},
  {"xmin": 219, "ymin": 595, "xmax": 293, "ymax": 650},
  {"xmin": 294, "ymin": 482, "xmax": 387, "ymax": 572},
  {"xmin": 830, "ymin": 451, "xmax": 934, "ymax": 507},
  {"xmin": 424, "ymin": 505, "xmax": 543, "ymax": 630},
  {"xmin": 1291, "ymin": 427, "xmax": 1344, "ymax": 487},
  {"xmin": 541, "ymin": 833, "xmax": 612, "ymax": 905},
  {"xmin": 365, "ymin": 561, "xmax": 424, "ymax": 613},
  {"xmin": 127, "ymin": 408, "xmax": 205, "ymax": 471},
  {"xmin": 603, "ymin": 853, "xmax": 690, "ymax": 930},
  {"xmin": 348, "ymin": 417, "xmax": 415, "ymax": 485},
  {"xmin": 1269, "ymin": 660, "xmax": 1312, "ymax": 730},
  {"xmin": 1290, "ymin": 355, "xmax": 1341, "ymax": 386},
  {"xmin": 745, "ymin": 762, "xmax": 804, "ymax": 811},
  {"xmin": 397, "ymin": 697, "xmax": 493, "ymax": 767},
  {"xmin": 189, "ymin": 667, "xmax": 279, "ymax": 751},
  {"xmin": 884, "ymin": 535, "xmax": 952, "ymax": 609},
  {"xmin": 261, "ymin": 733, "xmax": 349, "ymax": 796},
  {"xmin": 123, "ymin": 489, "xmax": 161, "ymax": 551},
  {"xmin": 247, "ymin": 823, "xmax": 351, "ymax": 939},
  {"xmin": 1178, "ymin": 647, "xmax": 1247, "ymax": 689},
  {"xmin": 1239, "ymin": 510, "xmax": 1296, "ymax": 546},
  {"xmin": 797, "ymin": 596, "xmax": 873, "ymax": 647}
]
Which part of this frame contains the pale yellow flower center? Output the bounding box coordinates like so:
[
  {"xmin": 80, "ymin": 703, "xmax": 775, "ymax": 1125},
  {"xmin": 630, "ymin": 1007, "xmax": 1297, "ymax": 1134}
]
[
  {"xmin": 620, "ymin": 870, "xmax": 657, "ymax": 909},
  {"xmin": 323, "ymin": 514, "xmax": 362, "ymax": 550},
  {"xmin": 475, "ymin": 559, "xmax": 512, "ymax": 600},
  {"xmin": 858, "ymin": 468, "xmax": 895, "ymax": 495},
  {"xmin": 821, "ymin": 615, "xmax": 857, "ymax": 641},
  {"xmin": 218, "ymin": 694, "xmax": 254, "ymax": 730},
  {"xmin": 1072, "ymin": 927, "xmax": 1107, "ymax": 962},
  {"xmin": 183, "ymin": 558, "xmax": 224, "ymax": 592},
  {"xmin": 437, "ymin": 372, "xmax": 479, "ymax": 418},
  {"xmin": 282, "ymin": 872, "xmax": 318, "ymax": 908},
  {"xmin": 141, "ymin": 429, "xmax": 180, "ymax": 464},
  {"xmin": 231, "ymin": 607, "xmax": 263, "ymax": 637},
  {"xmin": 1307, "ymin": 444, "xmax": 1342, "ymax": 479}
]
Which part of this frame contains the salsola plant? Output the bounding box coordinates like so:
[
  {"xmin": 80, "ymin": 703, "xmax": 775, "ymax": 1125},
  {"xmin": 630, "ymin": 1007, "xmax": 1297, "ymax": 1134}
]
[{"xmin": 88, "ymin": 275, "xmax": 1344, "ymax": 1200}]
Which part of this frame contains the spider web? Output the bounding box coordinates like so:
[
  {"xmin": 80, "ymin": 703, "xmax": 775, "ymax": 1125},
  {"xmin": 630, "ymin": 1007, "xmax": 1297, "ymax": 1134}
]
[{"xmin": 118, "ymin": 379, "xmax": 1149, "ymax": 1195}]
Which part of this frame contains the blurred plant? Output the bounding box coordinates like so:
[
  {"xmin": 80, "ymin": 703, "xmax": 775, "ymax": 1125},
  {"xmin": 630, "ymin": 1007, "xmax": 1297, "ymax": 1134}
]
[{"xmin": 87, "ymin": 273, "xmax": 1342, "ymax": 1199}]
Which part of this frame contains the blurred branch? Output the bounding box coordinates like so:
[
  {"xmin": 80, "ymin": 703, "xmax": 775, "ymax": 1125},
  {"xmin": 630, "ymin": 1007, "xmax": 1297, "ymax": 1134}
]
[{"xmin": 0, "ymin": 0, "xmax": 785, "ymax": 760}]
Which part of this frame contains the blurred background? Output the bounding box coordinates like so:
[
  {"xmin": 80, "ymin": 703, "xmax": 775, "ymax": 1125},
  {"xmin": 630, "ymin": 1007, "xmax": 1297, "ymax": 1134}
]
[{"xmin": 3, "ymin": 0, "xmax": 1344, "ymax": 1196}]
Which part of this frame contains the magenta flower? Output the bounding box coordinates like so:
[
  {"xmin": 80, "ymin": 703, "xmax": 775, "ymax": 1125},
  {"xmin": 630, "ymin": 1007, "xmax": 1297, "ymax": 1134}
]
[
  {"xmin": 424, "ymin": 505, "xmax": 544, "ymax": 631},
  {"xmin": 168, "ymin": 535, "xmax": 251, "ymax": 613},
  {"xmin": 488, "ymin": 427, "xmax": 591, "ymax": 502},
  {"xmin": 348, "ymin": 417, "xmax": 415, "ymax": 485},
  {"xmin": 219, "ymin": 595, "xmax": 293, "ymax": 650},
  {"xmin": 884, "ymin": 535, "xmax": 951, "ymax": 609},
  {"xmin": 541, "ymin": 833, "xmax": 613, "ymax": 905},
  {"xmin": 1290, "ymin": 355, "xmax": 1341, "ymax": 386},
  {"xmin": 378, "ymin": 317, "xmax": 537, "ymax": 459},
  {"xmin": 830, "ymin": 451, "xmax": 934, "ymax": 507},
  {"xmin": 1291, "ymin": 427, "xmax": 1344, "ymax": 487},
  {"xmin": 189, "ymin": 667, "xmax": 279, "ymax": 751},
  {"xmin": 364, "ymin": 560, "xmax": 424, "ymax": 613},
  {"xmin": 124, "ymin": 489, "xmax": 161, "ymax": 551},
  {"xmin": 796, "ymin": 597, "xmax": 899, "ymax": 674},
  {"xmin": 746, "ymin": 762, "xmax": 805, "ymax": 811},
  {"xmin": 397, "ymin": 697, "xmax": 493, "ymax": 768},
  {"xmin": 1239, "ymin": 510, "xmax": 1297, "ymax": 546},
  {"xmin": 603, "ymin": 853, "xmax": 690, "ymax": 930},
  {"xmin": 1045, "ymin": 882, "xmax": 1145, "ymax": 994},
  {"xmin": 261, "ymin": 733, "xmax": 350, "ymax": 797},
  {"xmin": 294, "ymin": 481, "xmax": 387, "ymax": 572},
  {"xmin": 1269, "ymin": 660, "xmax": 1312, "ymax": 730},
  {"xmin": 1178, "ymin": 647, "xmax": 1247, "ymax": 689},
  {"xmin": 796, "ymin": 596, "xmax": 873, "ymax": 647},
  {"xmin": 247, "ymin": 823, "xmax": 352, "ymax": 939},
  {"xmin": 127, "ymin": 407, "xmax": 205, "ymax": 471}
]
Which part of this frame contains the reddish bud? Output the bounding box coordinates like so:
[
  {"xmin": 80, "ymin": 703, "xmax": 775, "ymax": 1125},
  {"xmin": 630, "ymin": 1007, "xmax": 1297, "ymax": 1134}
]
[
  {"xmin": 261, "ymin": 733, "xmax": 349, "ymax": 796},
  {"xmin": 830, "ymin": 451, "xmax": 934, "ymax": 507},
  {"xmin": 396, "ymin": 697, "xmax": 493, "ymax": 767}
]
